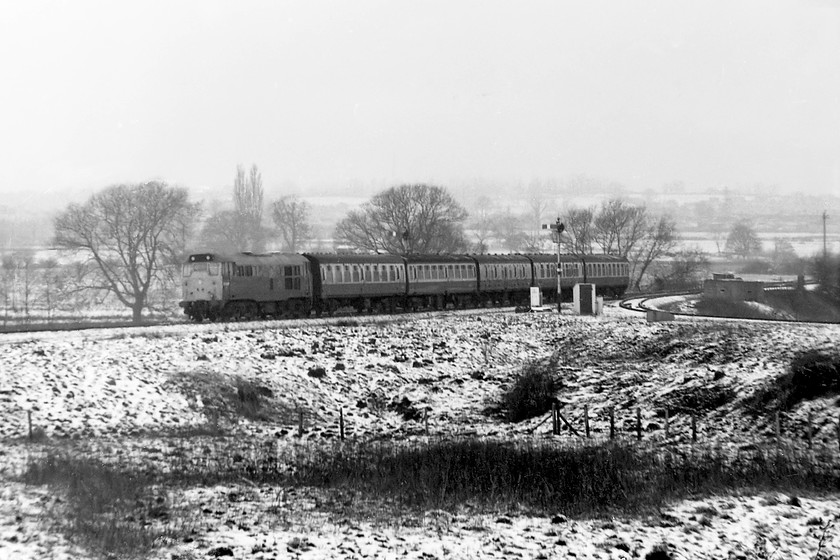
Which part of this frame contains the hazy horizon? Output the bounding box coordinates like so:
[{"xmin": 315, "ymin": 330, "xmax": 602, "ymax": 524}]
[{"xmin": 2, "ymin": 0, "xmax": 839, "ymax": 200}]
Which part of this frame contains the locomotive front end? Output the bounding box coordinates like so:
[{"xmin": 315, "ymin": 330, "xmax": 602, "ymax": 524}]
[{"xmin": 180, "ymin": 254, "xmax": 226, "ymax": 321}]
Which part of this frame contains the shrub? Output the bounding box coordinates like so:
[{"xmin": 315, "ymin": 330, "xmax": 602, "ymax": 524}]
[
  {"xmin": 501, "ymin": 358, "xmax": 559, "ymax": 422},
  {"xmin": 234, "ymin": 378, "xmax": 273, "ymax": 420},
  {"xmin": 748, "ymin": 349, "xmax": 840, "ymax": 411},
  {"xmin": 738, "ymin": 259, "xmax": 772, "ymax": 275},
  {"xmin": 788, "ymin": 349, "xmax": 840, "ymax": 402}
]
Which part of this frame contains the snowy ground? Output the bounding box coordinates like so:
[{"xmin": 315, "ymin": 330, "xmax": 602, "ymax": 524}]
[{"xmin": 1, "ymin": 304, "xmax": 839, "ymax": 559}]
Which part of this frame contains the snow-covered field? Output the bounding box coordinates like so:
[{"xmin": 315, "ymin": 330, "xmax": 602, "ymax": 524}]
[{"xmin": 1, "ymin": 305, "xmax": 839, "ymax": 559}]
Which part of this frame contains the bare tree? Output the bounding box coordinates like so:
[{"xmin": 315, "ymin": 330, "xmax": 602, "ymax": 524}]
[
  {"xmin": 271, "ymin": 196, "xmax": 313, "ymax": 252},
  {"xmin": 771, "ymin": 238, "xmax": 801, "ymax": 274},
  {"xmin": 561, "ymin": 207, "xmax": 596, "ymax": 254},
  {"xmin": 726, "ymin": 221, "xmax": 762, "ymax": 259},
  {"xmin": 0, "ymin": 254, "xmax": 14, "ymax": 325},
  {"xmin": 197, "ymin": 210, "xmax": 246, "ymax": 254},
  {"xmin": 233, "ymin": 163, "xmax": 265, "ymax": 251},
  {"xmin": 522, "ymin": 187, "xmax": 552, "ymax": 253},
  {"xmin": 14, "ymin": 251, "xmax": 35, "ymax": 319},
  {"xmin": 593, "ymin": 199, "xmax": 647, "ymax": 257},
  {"xmin": 653, "ymin": 248, "xmax": 710, "ymax": 291},
  {"xmin": 53, "ymin": 181, "xmax": 197, "ymax": 323},
  {"xmin": 468, "ymin": 195, "xmax": 495, "ymax": 253},
  {"xmin": 335, "ymin": 184, "xmax": 468, "ymax": 254},
  {"xmin": 35, "ymin": 258, "xmax": 64, "ymax": 321},
  {"xmin": 629, "ymin": 215, "xmax": 678, "ymax": 291},
  {"xmin": 490, "ymin": 209, "xmax": 528, "ymax": 253}
]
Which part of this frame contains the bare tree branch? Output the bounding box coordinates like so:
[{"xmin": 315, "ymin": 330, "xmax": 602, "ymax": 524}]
[{"xmin": 53, "ymin": 181, "xmax": 197, "ymax": 323}]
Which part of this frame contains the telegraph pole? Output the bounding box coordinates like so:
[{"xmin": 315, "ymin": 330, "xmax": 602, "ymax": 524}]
[{"xmin": 823, "ymin": 211, "xmax": 828, "ymax": 260}]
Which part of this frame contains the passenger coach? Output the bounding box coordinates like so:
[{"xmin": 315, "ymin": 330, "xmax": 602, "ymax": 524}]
[
  {"xmin": 404, "ymin": 254, "xmax": 478, "ymax": 309},
  {"xmin": 304, "ymin": 253, "xmax": 406, "ymax": 315}
]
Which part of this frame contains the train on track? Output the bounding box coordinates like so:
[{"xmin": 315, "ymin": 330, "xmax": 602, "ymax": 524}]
[{"xmin": 179, "ymin": 251, "xmax": 630, "ymax": 321}]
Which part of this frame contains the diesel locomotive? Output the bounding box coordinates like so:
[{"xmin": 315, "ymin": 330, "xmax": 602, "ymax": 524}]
[{"xmin": 179, "ymin": 251, "xmax": 630, "ymax": 321}]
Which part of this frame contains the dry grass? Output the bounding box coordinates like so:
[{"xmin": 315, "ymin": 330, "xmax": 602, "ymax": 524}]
[{"xmin": 20, "ymin": 436, "xmax": 840, "ymax": 558}]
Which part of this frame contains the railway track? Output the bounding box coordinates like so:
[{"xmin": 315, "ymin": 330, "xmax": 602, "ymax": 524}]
[
  {"xmin": 618, "ymin": 287, "xmax": 839, "ymax": 326},
  {"xmin": 0, "ymin": 305, "xmax": 528, "ymax": 344}
]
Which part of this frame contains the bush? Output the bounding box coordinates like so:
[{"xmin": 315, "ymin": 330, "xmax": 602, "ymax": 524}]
[
  {"xmin": 748, "ymin": 349, "xmax": 840, "ymax": 411},
  {"xmin": 788, "ymin": 350, "xmax": 840, "ymax": 402},
  {"xmin": 234, "ymin": 378, "xmax": 273, "ymax": 420},
  {"xmin": 502, "ymin": 358, "xmax": 559, "ymax": 422},
  {"xmin": 738, "ymin": 259, "xmax": 772, "ymax": 275}
]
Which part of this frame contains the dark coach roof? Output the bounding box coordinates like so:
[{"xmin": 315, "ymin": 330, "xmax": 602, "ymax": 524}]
[{"xmin": 303, "ymin": 253, "xmax": 405, "ymax": 265}]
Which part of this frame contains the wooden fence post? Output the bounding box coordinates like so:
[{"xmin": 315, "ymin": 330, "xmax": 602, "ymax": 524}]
[
  {"xmin": 424, "ymin": 409, "xmax": 429, "ymax": 436},
  {"xmin": 584, "ymin": 405, "xmax": 590, "ymax": 439},
  {"xmin": 664, "ymin": 408, "xmax": 670, "ymax": 439},
  {"xmin": 298, "ymin": 409, "xmax": 304, "ymax": 437},
  {"xmin": 339, "ymin": 407, "xmax": 345, "ymax": 441},
  {"xmin": 807, "ymin": 411, "xmax": 813, "ymax": 449},
  {"xmin": 636, "ymin": 408, "xmax": 642, "ymax": 441},
  {"xmin": 775, "ymin": 411, "xmax": 781, "ymax": 446},
  {"xmin": 552, "ymin": 403, "xmax": 559, "ymax": 436},
  {"xmin": 609, "ymin": 407, "xmax": 615, "ymax": 440},
  {"xmin": 691, "ymin": 414, "xmax": 697, "ymax": 443},
  {"xmin": 557, "ymin": 411, "xmax": 581, "ymax": 438},
  {"xmin": 27, "ymin": 410, "xmax": 32, "ymax": 440}
]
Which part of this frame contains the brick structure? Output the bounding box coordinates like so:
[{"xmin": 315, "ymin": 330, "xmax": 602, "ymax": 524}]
[{"xmin": 703, "ymin": 273, "xmax": 765, "ymax": 303}]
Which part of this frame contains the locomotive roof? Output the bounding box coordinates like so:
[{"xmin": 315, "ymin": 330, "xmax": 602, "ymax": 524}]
[
  {"xmin": 303, "ymin": 253, "xmax": 405, "ymax": 265},
  {"xmin": 186, "ymin": 252, "xmax": 310, "ymax": 266}
]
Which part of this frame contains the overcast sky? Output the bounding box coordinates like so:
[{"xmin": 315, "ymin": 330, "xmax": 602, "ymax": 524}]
[{"xmin": 1, "ymin": 0, "xmax": 838, "ymax": 199}]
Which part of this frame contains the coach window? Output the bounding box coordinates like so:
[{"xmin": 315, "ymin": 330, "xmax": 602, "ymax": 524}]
[
  {"xmin": 373, "ymin": 266, "xmax": 380, "ymax": 282},
  {"xmin": 352, "ymin": 266, "xmax": 360, "ymax": 282}
]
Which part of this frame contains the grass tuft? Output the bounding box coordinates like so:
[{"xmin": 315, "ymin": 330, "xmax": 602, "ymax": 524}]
[{"xmin": 22, "ymin": 452, "xmax": 184, "ymax": 558}]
